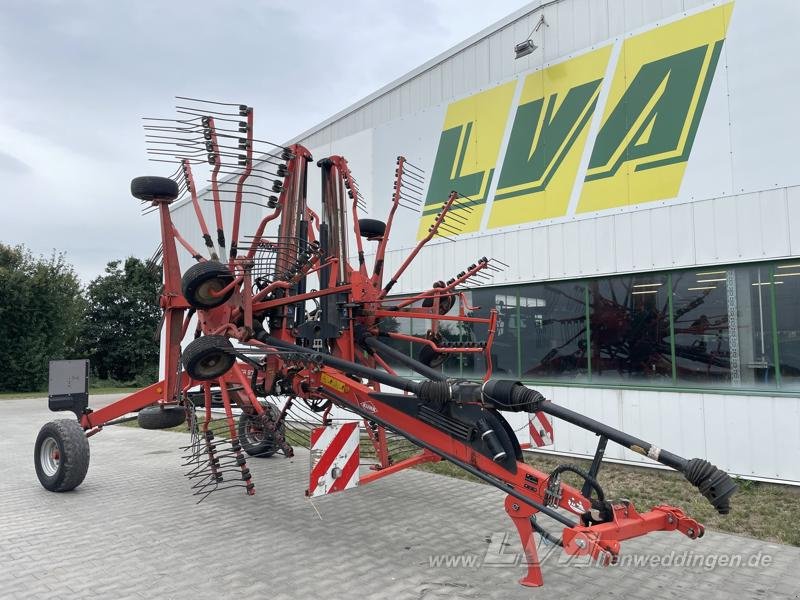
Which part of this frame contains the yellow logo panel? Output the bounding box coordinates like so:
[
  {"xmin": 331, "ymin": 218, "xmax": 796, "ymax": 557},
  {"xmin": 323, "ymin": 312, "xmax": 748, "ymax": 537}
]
[
  {"xmin": 417, "ymin": 2, "xmax": 734, "ymax": 233},
  {"xmin": 416, "ymin": 81, "xmax": 516, "ymax": 239},
  {"xmin": 578, "ymin": 3, "xmax": 733, "ymax": 213},
  {"xmin": 488, "ymin": 45, "xmax": 611, "ymax": 228}
]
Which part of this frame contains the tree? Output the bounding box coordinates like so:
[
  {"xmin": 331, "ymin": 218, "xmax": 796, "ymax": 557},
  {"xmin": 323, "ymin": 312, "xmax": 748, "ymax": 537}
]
[
  {"xmin": 80, "ymin": 257, "xmax": 162, "ymax": 384},
  {"xmin": 0, "ymin": 244, "xmax": 84, "ymax": 392}
]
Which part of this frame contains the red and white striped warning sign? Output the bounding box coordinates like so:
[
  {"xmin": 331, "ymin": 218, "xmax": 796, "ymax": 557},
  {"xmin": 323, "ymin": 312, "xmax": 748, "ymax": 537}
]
[
  {"xmin": 307, "ymin": 421, "xmax": 360, "ymax": 498},
  {"xmin": 528, "ymin": 411, "xmax": 554, "ymax": 447}
]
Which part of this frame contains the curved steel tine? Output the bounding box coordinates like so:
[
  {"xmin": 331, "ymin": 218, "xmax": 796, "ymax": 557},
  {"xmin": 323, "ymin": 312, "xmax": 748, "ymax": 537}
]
[{"xmin": 175, "ymin": 96, "xmax": 244, "ymax": 107}]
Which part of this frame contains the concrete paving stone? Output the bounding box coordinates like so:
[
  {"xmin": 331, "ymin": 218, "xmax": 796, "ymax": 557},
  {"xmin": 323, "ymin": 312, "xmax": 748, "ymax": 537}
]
[{"xmin": 2, "ymin": 395, "xmax": 799, "ymax": 599}]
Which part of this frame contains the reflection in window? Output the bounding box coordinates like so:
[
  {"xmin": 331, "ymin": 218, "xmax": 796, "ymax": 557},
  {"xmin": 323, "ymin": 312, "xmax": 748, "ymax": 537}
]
[
  {"xmin": 672, "ymin": 269, "xmax": 731, "ymax": 384},
  {"xmin": 518, "ymin": 282, "xmax": 588, "ymax": 379},
  {"xmin": 771, "ymin": 264, "xmax": 800, "ymax": 386},
  {"xmin": 381, "ymin": 259, "xmax": 799, "ymax": 391},
  {"xmin": 734, "ymin": 265, "xmax": 775, "ymax": 387},
  {"xmin": 588, "ymin": 275, "xmax": 672, "ymax": 382},
  {"xmin": 458, "ymin": 289, "xmax": 506, "ymax": 378}
]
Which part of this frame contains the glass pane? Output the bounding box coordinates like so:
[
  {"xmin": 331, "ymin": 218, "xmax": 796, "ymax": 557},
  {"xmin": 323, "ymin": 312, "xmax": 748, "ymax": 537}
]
[
  {"xmin": 733, "ymin": 265, "xmax": 776, "ymax": 388},
  {"xmin": 383, "ymin": 294, "xmax": 471, "ymax": 378},
  {"xmin": 519, "ymin": 281, "xmax": 589, "ymax": 380},
  {"xmin": 588, "ymin": 274, "xmax": 672, "ymax": 383},
  {"xmin": 436, "ymin": 295, "xmax": 467, "ymax": 378},
  {"xmin": 456, "ymin": 287, "xmax": 520, "ymax": 379},
  {"xmin": 671, "ymin": 269, "xmax": 731, "ymax": 385},
  {"xmin": 774, "ymin": 261, "xmax": 800, "ymax": 387},
  {"xmin": 672, "ymin": 265, "xmax": 776, "ymax": 388},
  {"xmin": 484, "ymin": 288, "xmax": 520, "ymax": 377}
]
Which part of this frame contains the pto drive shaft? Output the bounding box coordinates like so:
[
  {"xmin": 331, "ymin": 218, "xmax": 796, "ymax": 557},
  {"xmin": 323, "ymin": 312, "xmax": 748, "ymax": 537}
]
[{"xmin": 480, "ymin": 380, "xmax": 737, "ymax": 515}]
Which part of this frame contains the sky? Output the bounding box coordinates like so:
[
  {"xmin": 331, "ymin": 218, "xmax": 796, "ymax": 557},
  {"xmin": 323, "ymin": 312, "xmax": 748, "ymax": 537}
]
[{"xmin": 0, "ymin": 0, "xmax": 531, "ymax": 283}]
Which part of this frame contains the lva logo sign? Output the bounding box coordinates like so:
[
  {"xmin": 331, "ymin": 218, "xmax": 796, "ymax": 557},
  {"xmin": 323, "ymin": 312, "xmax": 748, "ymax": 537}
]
[{"xmin": 418, "ymin": 3, "xmax": 733, "ymax": 239}]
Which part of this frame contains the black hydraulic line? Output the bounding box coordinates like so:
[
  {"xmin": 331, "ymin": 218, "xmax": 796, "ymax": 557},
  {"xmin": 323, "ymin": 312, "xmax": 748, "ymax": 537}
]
[
  {"xmin": 361, "ymin": 335, "xmax": 447, "ymax": 382},
  {"xmin": 260, "ymin": 336, "xmax": 423, "ymax": 394},
  {"xmin": 320, "ymin": 386, "xmax": 577, "ymax": 528},
  {"xmin": 531, "ymin": 514, "xmax": 564, "ymax": 546}
]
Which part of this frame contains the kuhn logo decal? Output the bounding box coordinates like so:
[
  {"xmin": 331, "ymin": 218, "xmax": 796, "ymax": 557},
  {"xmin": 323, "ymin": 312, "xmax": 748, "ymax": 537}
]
[
  {"xmin": 567, "ymin": 497, "xmax": 589, "ymax": 514},
  {"xmin": 360, "ymin": 401, "xmax": 378, "ymax": 414}
]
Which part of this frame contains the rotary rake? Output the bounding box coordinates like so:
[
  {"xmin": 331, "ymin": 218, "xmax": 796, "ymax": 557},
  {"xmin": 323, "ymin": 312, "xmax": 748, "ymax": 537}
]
[{"xmin": 35, "ymin": 97, "xmax": 737, "ymax": 587}]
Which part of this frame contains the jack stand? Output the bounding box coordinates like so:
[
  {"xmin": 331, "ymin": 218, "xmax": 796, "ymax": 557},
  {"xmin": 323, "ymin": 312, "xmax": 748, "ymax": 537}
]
[{"xmin": 504, "ymin": 495, "xmax": 544, "ymax": 587}]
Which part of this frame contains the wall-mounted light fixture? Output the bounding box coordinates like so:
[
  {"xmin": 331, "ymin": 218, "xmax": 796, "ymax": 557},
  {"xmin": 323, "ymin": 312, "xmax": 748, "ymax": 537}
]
[{"xmin": 515, "ymin": 14, "xmax": 548, "ymax": 59}]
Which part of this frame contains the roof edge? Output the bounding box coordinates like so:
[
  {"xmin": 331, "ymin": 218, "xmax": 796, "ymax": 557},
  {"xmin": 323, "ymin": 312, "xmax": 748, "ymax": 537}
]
[{"xmin": 286, "ymin": 0, "xmax": 561, "ymax": 145}]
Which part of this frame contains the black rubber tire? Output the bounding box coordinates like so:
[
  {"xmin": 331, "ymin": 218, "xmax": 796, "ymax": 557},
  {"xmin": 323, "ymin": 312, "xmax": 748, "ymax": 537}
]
[
  {"xmin": 131, "ymin": 176, "xmax": 180, "ymax": 202},
  {"xmin": 182, "ymin": 335, "xmax": 235, "ymax": 380},
  {"xmin": 419, "ymin": 344, "xmax": 446, "ymax": 369},
  {"xmin": 137, "ymin": 405, "xmax": 186, "ymax": 430},
  {"xmin": 34, "ymin": 419, "xmax": 90, "ymax": 492},
  {"xmin": 181, "ymin": 261, "xmax": 235, "ymax": 309},
  {"xmin": 358, "ymin": 218, "xmax": 386, "ymax": 239},
  {"xmin": 421, "ymin": 281, "xmax": 455, "ymax": 315},
  {"xmin": 238, "ymin": 404, "xmax": 283, "ymax": 458}
]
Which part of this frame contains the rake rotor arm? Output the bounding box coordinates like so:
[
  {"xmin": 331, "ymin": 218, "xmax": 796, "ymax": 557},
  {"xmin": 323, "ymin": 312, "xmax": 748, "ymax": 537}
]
[
  {"xmin": 205, "ymin": 116, "xmax": 227, "ymax": 261},
  {"xmin": 378, "ymin": 191, "xmax": 459, "ymax": 299},
  {"xmin": 228, "ymin": 105, "xmax": 254, "ymax": 260},
  {"xmin": 372, "ymin": 156, "xmax": 406, "ymax": 281},
  {"xmin": 181, "ymin": 159, "xmax": 217, "ymax": 259}
]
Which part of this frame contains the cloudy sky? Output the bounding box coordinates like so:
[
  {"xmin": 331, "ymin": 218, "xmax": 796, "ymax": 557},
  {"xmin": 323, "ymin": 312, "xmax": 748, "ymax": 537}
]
[{"xmin": 0, "ymin": 0, "xmax": 530, "ymax": 282}]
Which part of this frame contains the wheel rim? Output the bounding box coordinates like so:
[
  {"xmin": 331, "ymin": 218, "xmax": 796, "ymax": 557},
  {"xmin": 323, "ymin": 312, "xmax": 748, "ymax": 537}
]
[
  {"xmin": 245, "ymin": 422, "xmax": 267, "ymax": 444},
  {"xmin": 196, "ymin": 352, "xmax": 227, "ymax": 378},
  {"xmin": 40, "ymin": 437, "xmax": 61, "ymax": 477},
  {"xmin": 196, "ymin": 278, "xmax": 228, "ymax": 304}
]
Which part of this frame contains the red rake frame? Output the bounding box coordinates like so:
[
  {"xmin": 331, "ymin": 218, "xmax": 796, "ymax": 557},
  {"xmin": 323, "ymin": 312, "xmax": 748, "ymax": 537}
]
[{"xmin": 36, "ymin": 99, "xmax": 737, "ymax": 588}]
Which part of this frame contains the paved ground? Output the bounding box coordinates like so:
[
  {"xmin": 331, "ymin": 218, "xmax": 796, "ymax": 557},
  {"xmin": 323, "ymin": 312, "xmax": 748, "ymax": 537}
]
[{"xmin": 2, "ymin": 395, "xmax": 798, "ymax": 600}]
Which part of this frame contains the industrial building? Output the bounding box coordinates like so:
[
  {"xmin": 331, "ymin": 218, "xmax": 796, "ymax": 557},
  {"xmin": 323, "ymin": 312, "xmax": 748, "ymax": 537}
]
[{"xmin": 170, "ymin": 0, "xmax": 800, "ymax": 484}]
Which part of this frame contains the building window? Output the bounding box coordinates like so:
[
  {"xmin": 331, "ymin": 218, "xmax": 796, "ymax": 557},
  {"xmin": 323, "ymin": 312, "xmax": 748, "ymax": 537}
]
[
  {"xmin": 773, "ymin": 263, "xmax": 800, "ymax": 387},
  {"xmin": 517, "ymin": 281, "xmax": 588, "ymax": 380},
  {"xmin": 671, "ymin": 269, "xmax": 732, "ymax": 385},
  {"xmin": 387, "ymin": 259, "xmax": 799, "ymax": 393},
  {"xmin": 733, "ymin": 265, "xmax": 776, "ymax": 388},
  {"xmin": 587, "ymin": 274, "xmax": 672, "ymax": 382}
]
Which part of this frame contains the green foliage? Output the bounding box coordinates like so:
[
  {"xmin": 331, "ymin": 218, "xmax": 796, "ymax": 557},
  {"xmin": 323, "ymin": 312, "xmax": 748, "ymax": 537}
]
[
  {"xmin": 0, "ymin": 244, "xmax": 84, "ymax": 391},
  {"xmin": 79, "ymin": 257, "xmax": 162, "ymax": 385}
]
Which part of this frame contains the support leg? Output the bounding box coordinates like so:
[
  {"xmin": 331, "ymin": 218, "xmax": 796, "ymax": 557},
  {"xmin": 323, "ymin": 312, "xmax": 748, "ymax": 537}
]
[{"xmin": 504, "ymin": 494, "xmax": 544, "ymax": 587}]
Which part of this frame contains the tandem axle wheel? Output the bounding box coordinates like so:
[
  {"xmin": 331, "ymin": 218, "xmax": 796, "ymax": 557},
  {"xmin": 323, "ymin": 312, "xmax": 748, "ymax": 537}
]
[{"xmin": 34, "ymin": 419, "xmax": 90, "ymax": 492}]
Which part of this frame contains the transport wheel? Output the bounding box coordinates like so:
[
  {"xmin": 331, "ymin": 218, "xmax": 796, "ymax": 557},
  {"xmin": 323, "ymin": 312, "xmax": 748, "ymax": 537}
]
[
  {"xmin": 358, "ymin": 218, "xmax": 386, "ymax": 239},
  {"xmin": 130, "ymin": 176, "xmax": 180, "ymax": 202},
  {"xmin": 137, "ymin": 405, "xmax": 186, "ymax": 430},
  {"xmin": 181, "ymin": 261, "xmax": 234, "ymax": 309},
  {"xmin": 419, "ymin": 344, "xmax": 446, "ymax": 369},
  {"xmin": 34, "ymin": 419, "xmax": 90, "ymax": 492},
  {"xmin": 182, "ymin": 335, "xmax": 235, "ymax": 380},
  {"xmin": 238, "ymin": 404, "xmax": 283, "ymax": 458},
  {"xmin": 422, "ymin": 281, "xmax": 455, "ymax": 315}
]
